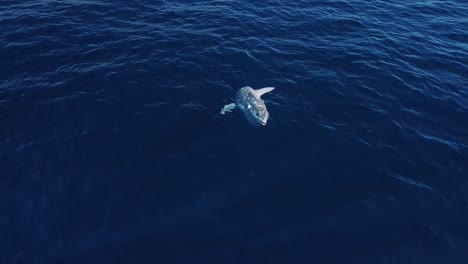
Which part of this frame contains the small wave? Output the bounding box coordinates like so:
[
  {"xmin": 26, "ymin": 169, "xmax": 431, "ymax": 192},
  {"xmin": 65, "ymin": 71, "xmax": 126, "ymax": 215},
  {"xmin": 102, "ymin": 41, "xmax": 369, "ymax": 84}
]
[{"xmin": 388, "ymin": 172, "xmax": 434, "ymax": 192}]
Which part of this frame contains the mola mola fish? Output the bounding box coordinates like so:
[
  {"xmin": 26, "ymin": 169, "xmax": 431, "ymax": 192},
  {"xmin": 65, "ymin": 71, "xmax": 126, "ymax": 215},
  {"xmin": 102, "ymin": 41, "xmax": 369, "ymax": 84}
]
[{"xmin": 220, "ymin": 86, "xmax": 275, "ymax": 126}]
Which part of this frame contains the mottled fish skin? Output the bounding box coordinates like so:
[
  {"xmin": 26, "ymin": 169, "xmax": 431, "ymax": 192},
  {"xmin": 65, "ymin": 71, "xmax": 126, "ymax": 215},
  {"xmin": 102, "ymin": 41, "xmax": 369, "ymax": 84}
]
[{"xmin": 236, "ymin": 86, "xmax": 271, "ymax": 126}]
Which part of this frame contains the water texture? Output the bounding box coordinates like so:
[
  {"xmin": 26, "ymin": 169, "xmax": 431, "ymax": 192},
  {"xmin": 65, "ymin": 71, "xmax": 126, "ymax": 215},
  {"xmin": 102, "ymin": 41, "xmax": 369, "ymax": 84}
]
[{"xmin": 1, "ymin": 0, "xmax": 468, "ymax": 263}]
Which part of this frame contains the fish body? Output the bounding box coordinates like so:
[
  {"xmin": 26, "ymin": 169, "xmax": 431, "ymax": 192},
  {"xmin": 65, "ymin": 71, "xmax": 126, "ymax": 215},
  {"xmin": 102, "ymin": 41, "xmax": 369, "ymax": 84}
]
[{"xmin": 235, "ymin": 86, "xmax": 274, "ymax": 126}]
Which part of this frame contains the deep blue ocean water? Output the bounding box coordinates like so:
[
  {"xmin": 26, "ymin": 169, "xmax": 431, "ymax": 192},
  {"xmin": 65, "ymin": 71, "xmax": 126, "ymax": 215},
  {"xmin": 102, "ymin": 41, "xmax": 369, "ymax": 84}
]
[{"xmin": 1, "ymin": 0, "xmax": 468, "ymax": 263}]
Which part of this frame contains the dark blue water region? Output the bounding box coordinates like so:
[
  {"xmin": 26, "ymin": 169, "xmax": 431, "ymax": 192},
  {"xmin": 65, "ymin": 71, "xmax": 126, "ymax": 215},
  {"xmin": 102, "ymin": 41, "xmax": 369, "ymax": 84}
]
[{"xmin": 1, "ymin": 0, "xmax": 468, "ymax": 263}]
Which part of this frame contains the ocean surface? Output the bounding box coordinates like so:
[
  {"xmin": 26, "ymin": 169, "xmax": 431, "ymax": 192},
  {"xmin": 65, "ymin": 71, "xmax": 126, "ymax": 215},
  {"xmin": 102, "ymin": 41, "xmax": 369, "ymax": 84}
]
[{"xmin": 1, "ymin": 0, "xmax": 468, "ymax": 263}]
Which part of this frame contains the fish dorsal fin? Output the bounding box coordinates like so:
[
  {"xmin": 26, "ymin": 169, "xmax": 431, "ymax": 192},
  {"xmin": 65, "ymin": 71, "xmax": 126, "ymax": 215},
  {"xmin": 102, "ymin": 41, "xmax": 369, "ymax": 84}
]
[{"xmin": 252, "ymin": 87, "xmax": 275, "ymax": 99}]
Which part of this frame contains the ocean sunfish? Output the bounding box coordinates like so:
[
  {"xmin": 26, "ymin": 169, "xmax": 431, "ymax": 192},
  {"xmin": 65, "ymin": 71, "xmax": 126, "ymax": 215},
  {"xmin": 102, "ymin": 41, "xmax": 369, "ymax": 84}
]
[{"xmin": 220, "ymin": 86, "xmax": 275, "ymax": 126}]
